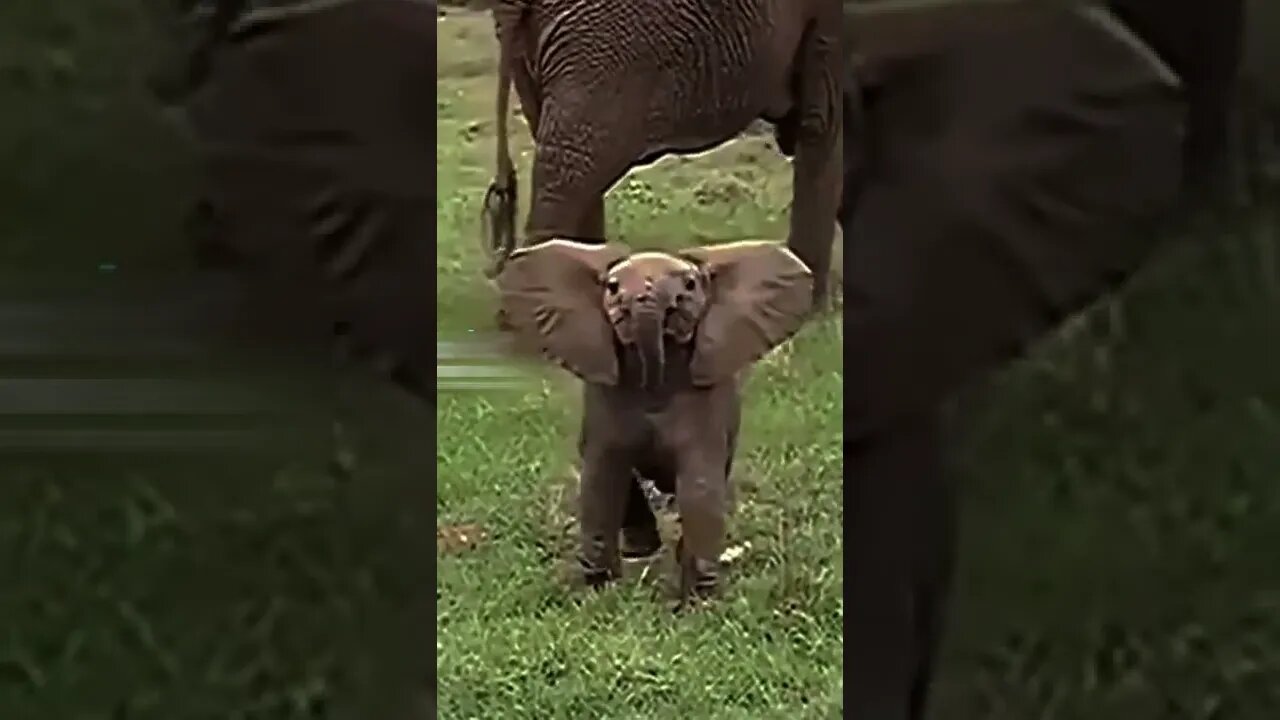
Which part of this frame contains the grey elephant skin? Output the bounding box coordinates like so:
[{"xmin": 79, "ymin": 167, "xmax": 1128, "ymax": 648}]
[
  {"xmin": 483, "ymin": 0, "xmax": 842, "ymax": 305},
  {"xmin": 838, "ymin": 5, "xmax": 1209, "ymax": 720},
  {"xmin": 1106, "ymin": 0, "xmax": 1245, "ymax": 195},
  {"xmin": 840, "ymin": 0, "xmax": 1247, "ymax": 212},
  {"xmin": 494, "ymin": 239, "xmax": 813, "ymax": 602},
  {"xmin": 177, "ymin": 0, "xmax": 437, "ymax": 401},
  {"xmin": 1106, "ymin": 0, "xmax": 1280, "ymax": 195}
]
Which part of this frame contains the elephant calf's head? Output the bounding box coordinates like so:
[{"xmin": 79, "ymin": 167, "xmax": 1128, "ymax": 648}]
[{"xmin": 496, "ymin": 239, "xmax": 814, "ymax": 388}]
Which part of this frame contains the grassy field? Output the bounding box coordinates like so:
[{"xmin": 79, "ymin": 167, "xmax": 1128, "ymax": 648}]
[
  {"xmin": 435, "ymin": 11, "xmax": 844, "ymax": 718},
  {"xmin": 437, "ymin": 8, "xmax": 1280, "ymax": 720}
]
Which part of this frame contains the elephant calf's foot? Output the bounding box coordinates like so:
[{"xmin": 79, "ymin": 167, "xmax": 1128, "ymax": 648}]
[
  {"xmin": 577, "ymin": 535, "xmax": 622, "ymax": 588},
  {"xmin": 577, "ymin": 555, "xmax": 621, "ymax": 588},
  {"xmin": 677, "ymin": 544, "xmax": 721, "ymax": 604}
]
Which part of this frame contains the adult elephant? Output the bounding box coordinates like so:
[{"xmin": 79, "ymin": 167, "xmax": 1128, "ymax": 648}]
[
  {"xmin": 481, "ymin": 0, "xmax": 844, "ymax": 305},
  {"xmin": 481, "ymin": 0, "xmax": 1113, "ymax": 306},
  {"xmin": 839, "ymin": 3, "xmax": 1246, "ymax": 719}
]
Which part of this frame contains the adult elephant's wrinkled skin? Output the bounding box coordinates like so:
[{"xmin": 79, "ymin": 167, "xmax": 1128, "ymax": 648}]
[{"xmin": 482, "ymin": 0, "xmax": 843, "ymax": 305}]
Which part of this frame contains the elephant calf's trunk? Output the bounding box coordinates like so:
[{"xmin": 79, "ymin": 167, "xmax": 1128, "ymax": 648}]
[{"xmin": 634, "ymin": 308, "xmax": 666, "ymax": 390}]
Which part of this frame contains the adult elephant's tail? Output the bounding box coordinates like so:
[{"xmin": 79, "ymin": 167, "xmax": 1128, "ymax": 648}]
[{"xmin": 482, "ymin": 1, "xmax": 528, "ymax": 278}]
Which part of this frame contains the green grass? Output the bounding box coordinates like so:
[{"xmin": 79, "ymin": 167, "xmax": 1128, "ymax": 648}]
[{"xmin": 435, "ymin": 11, "xmax": 844, "ymax": 719}]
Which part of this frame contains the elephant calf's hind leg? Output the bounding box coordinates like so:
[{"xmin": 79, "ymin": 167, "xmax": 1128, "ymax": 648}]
[{"xmin": 621, "ymin": 473, "xmax": 663, "ymax": 559}]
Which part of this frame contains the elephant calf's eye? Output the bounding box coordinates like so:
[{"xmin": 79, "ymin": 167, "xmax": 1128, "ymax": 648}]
[
  {"xmin": 684, "ymin": 277, "xmax": 697, "ymax": 292},
  {"xmin": 606, "ymin": 279, "xmax": 620, "ymax": 295}
]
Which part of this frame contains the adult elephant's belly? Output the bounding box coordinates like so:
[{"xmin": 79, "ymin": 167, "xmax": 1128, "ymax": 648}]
[
  {"xmin": 633, "ymin": 124, "xmax": 755, "ymax": 168},
  {"xmin": 632, "ymin": 85, "xmax": 783, "ymax": 168},
  {"xmin": 630, "ymin": 5, "xmax": 796, "ymax": 168}
]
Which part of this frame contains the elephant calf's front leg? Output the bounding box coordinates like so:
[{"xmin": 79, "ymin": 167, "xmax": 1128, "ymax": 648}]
[
  {"xmin": 577, "ymin": 448, "xmax": 630, "ymax": 587},
  {"xmin": 675, "ymin": 462, "xmax": 729, "ymax": 602}
]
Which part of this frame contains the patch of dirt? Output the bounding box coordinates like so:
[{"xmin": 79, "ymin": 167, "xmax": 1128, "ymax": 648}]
[
  {"xmin": 437, "ymin": 522, "xmax": 488, "ymax": 554},
  {"xmin": 692, "ymin": 174, "xmax": 756, "ymax": 206}
]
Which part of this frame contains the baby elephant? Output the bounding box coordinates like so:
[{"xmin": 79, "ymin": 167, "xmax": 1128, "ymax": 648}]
[{"xmin": 495, "ymin": 239, "xmax": 813, "ymax": 602}]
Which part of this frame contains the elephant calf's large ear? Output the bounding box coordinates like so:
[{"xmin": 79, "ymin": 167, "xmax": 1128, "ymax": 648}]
[
  {"xmin": 495, "ymin": 239, "xmax": 629, "ymax": 385},
  {"xmin": 681, "ymin": 241, "xmax": 814, "ymax": 386}
]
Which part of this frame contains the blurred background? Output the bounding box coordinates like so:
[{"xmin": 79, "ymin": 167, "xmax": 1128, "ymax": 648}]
[
  {"xmin": 1, "ymin": 2, "xmax": 431, "ymax": 718},
  {"xmin": 3, "ymin": 0, "xmax": 1278, "ymax": 717}
]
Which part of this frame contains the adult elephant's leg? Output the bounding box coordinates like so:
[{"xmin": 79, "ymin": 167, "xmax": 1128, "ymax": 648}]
[
  {"xmin": 1108, "ymin": 0, "xmax": 1245, "ymax": 198},
  {"xmin": 509, "ymin": 64, "xmax": 592, "ymax": 247},
  {"xmin": 837, "ymin": 80, "xmax": 874, "ymax": 300},
  {"xmin": 787, "ymin": 17, "xmax": 843, "ymax": 306},
  {"xmin": 839, "ymin": 69, "xmax": 875, "ymax": 230},
  {"xmin": 525, "ymin": 95, "xmax": 638, "ymax": 244},
  {"xmin": 846, "ymin": 412, "xmax": 950, "ymax": 720},
  {"xmin": 1180, "ymin": 0, "xmax": 1244, "ymax": 197},
  {"xmin": 576, "ymin": 197, "xmax": 608, "ymax": 243},
  {"xmin": 497, "ymin": 62, "xmax": 615, "ymax": 248}
]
